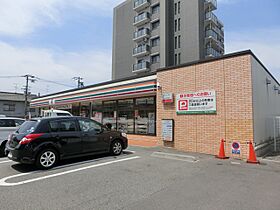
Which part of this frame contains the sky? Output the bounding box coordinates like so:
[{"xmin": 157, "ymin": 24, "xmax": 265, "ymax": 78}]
[{"xmin": 0, "ymin": 0, "xmax": 279, "ymax": 95}]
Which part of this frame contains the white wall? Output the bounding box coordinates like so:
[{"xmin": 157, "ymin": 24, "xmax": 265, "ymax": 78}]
[{"xmin": 251, "ymin": 56, "xmax": 280, "ymax": 153}]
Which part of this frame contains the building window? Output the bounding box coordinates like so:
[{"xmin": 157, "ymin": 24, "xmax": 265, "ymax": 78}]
[
  {"xmin": 175, "ymin": 19, "xmax": 177, "ymax": 32},
  {"xmin": 178, "ymin": 53, "xmax": 181, "ymax": 64},
  {"xmin": 117, "ymin": 99, "xmax": 134, "ymax": 134},
  {"xmin": 178, "ymin": 18, "xmax": 181, "ymax": 31},
  {"xmin": 135, "ymin": 97, "xmax": 155, "ymax": 135},
  {"xmin": 178, "ymin": 35, "xmax": 181, "ymax": 48},
  {"xmin": 178, "ymin": 1, "xmax": 181, "ymax": 14},
  {"xmin": 3, "ymin": 104, "xmax": 15, "ymax": 112},
  {"xmin": 175, "ymin": 54, "xmax": 178, "ymax": 65},
  {"xmin": 152, "ymin": 4, "xmax": 160, "ymax": 14},
  {"xmin": 175, "ymin": 36, "xmax": 177, "ymax": 49},
  {"xmin": 151, "ymin": 54, "xmax": 160, "ymax": 64},
  {"xmin": 175, "ymin": 3, "xmax": 177, "ymax": 15},
  {"xmin": 103, "ymin": 101, "xmax": 117, "ymax": 130},
  {"xmin": 151, "ymin": 37, "xmax": 160, "ymax": 47},
  {"xmin": 151, "ymin": 20, "xmax": 160, "ymax": 30}
]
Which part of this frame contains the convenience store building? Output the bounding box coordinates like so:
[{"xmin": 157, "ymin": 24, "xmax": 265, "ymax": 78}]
[{"xmin": 31, "ymin": 51, "xmax": 280, "ymax": 158}]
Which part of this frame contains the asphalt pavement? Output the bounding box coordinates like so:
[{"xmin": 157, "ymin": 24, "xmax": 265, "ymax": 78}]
[{"xmin": 0, "ymin": 146, "xmax": 280, "ymax": 210}]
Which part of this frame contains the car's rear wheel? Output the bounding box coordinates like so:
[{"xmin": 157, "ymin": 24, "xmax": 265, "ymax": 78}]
[
  {"xmin": 36, "ymin": 148, "xmax": 58, "ymax": 169},
  {"xmin": 0, "ymin": 141, "xmax": 7, "ymax": 157},
  {"xmin": 110, "ymin": 140, "xmax": 123, "ymax": 156}
]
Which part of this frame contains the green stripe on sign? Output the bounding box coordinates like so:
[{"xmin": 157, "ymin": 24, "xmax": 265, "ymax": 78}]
[{"xmin": 177, "ymin": 111, "xmax": 217, "ymax": 115}]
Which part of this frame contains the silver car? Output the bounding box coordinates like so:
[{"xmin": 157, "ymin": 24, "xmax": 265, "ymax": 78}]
[{"xmin": 0, "ymin": 117, "xmax": 25, "ymax": 156}]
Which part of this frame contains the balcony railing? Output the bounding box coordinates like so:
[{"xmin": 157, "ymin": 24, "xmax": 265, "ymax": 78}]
[
  {"xmin": 133, "ymin": 0, "xmax": 150, "ymax": 12},
  {"xmin": 206, "ymin": 47, "xmax": 222, "ymax": 57},
  {"xmin": 205, "ymin": 0, "xmax": 217, "ymax": 11},
  {"xmin": 205, "ymin": 12, "xmax": 223, "ymax": 27},
  {"xmin": 206, "ymin": 29, "xmax": 218, "ymax": 40},
  {"xmin": 133, "ymin": 61, "xmax": 150, "ymax": 72},
  {"xmin": 133, "ymin": 28, "xmax": 150, "ymax": 41},
  {"xmin": 133, "ymin": 12, "xmax": 150, "ymax": 27},
  {"xmin": 133, "ymin": 45, "xmax": 150, "ymax": 57},
  {"xmin": 207, "ymin": 25, "xmax": 224, "ymax": 37}
]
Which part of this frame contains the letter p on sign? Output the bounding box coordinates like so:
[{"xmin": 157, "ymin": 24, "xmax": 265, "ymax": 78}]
[{"xmin": 178, "ymin": 100, "xmax": 188, "ymax": 110}]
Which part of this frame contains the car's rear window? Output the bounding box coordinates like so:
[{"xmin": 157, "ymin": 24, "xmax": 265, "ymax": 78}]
[
  {"xmin": 17, "ymin": 121, "xmax": 39, "ymax": 134},
  {"xmin": 56, "ymin": 113, "xmax": 72, "ymax": 116},
  {"xmin": 0, "ymin": 119, "xmax": 16, "ymax": 127}
]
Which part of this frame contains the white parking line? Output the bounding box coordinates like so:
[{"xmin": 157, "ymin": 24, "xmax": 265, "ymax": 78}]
[
  {"xmin": 0, "ymin": 160, "xmax": 12, "ymax": 164},
  {"xmin": 0, "ymin": 156, "xmax": 140, "ymax": 187},
  {"xmin": 124, "ymin": 150, "xmax": 135, "ymax": 154}
]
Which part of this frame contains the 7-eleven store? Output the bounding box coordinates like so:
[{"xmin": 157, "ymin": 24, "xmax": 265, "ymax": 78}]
[
  {"xmin": 31, "ymin": 51, "xmax": 280, "ymax": 158},
  {"xmin": 31, "ymin": 74, "xmax": 159, "ymax": 147}
]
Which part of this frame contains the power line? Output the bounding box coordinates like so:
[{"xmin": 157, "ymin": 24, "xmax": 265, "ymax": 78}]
[
  {"xmin": 35, "ymin": 77, "xmax": 75, "ymax": 88},
  {"xmin": 0, "ymin": 76, "xmax": 22, "ymax": 78}
]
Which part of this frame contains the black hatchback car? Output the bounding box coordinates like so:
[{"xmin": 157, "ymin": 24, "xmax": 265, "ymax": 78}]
[{"xmin": 6, "ymin": 117, "xmax": 128, "ymax": 169}]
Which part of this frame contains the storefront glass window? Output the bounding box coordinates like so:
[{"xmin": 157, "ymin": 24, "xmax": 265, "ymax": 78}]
[
  {"xmin": 102, "ymin": 101, "xmax": 117, "ymax": 130},
  {"xmin": 91, "ymin": 101, "xmax": 103, "ymax": 123},
  {"xmin": 135, "ymin": 97, "xmax": 156, "ymax": 135},
  {"xmin": 64, "ymin": 97, "xmax": 156, "ymax": 135},
  {"xmin": 71, "ymin": 103, "xmax": 80, "ymax": 116},
  {"xmin": 117, "ymin": 99, "xmax": 134, "ymax": 133},
  {"xmin": 80, "ymin": 102, "xmax": 90, "ymax": 117},
  {"xmin": 135, "ymin": 110, "xmax": 155, "ymax": 135}
]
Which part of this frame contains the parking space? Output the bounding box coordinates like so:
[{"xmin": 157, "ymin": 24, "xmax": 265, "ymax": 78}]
[
  {"xmin": 0, "ymin": 150, "xmax": 138, "ymax": 185},
  {"xmin": 0, "ymin": 146, "xmax": 280, "ymax": 210}
]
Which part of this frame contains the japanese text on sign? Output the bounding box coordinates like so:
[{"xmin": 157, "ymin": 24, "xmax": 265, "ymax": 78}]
[
  {"xmin": 162, "ymin": 120, "xmax": 174, "ymax": 142},
  {"xmin": 176, "ymin": 90, "xmax": 216, "ymax": 114}
]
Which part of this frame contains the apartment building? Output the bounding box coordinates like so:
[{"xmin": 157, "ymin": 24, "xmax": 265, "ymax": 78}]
[{"xmin": 112, "ymin": 0, "xmax": 224, "ymax": 79}]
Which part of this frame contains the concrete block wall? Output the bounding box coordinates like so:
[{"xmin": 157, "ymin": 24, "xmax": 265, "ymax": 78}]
[{"xmin": 157, "ymin": 54, "xmax": 253, "ymax": 159}]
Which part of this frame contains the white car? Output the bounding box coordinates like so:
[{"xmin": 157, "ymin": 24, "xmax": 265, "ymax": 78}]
[
  {"xmin": 0, "ymin": 117, "xmax": 25, "ymax": 156},
  {"xmin": 41, "ymin": 109, "xmax": 73, "ymax": 117}
]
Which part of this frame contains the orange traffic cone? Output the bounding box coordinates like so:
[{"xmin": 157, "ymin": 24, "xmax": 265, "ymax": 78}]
[
  {"xmin": 216, "ymin": 139, "xmax": 229, "ymax": 159},
  {"xmin": 247, "ymin": 141, "xmax": 260, "ymax": 164}
]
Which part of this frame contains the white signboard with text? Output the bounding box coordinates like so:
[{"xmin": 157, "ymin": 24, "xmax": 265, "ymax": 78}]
[
  {"xmin": 162, "ymin": 119, "xmax": 174, "ymax": 142},
  {"xmin": 176, "ymin": 90, "xmax": 216, "ymax": 114}
]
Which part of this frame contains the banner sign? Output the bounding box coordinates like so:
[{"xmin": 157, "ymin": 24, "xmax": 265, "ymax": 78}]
[
  {"xmin": 176, "ymin": 90, "xmax": 216, "ymax": 114},
  {"xmin": 162, "ymin": 93, "xmax": 174, "ymax": 103},
  {"xmin": 162, "ymin": 119, "xmax": 174, "ymax": 142}
]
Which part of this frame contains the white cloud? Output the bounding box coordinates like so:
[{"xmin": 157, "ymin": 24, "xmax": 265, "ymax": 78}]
[
  {"xmin": 0, "ymin": 42, "xmax": 112, "ymax": 95},
  {"xmin": 225, "ymin": 28, "xmax": 280, "ymax": 81},
  {"xmin": 0, "ymin": 0, "xmax": 123, "ymax": 37}
]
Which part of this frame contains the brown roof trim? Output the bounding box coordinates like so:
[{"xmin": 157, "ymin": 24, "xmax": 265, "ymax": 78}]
[
  {"xmin": 157, "ymin": 49, "xmax": 280, "ymax": 87},
  {"xmin": 36, "ymin": 72, "xmax": 156, "ymax": 99},
  {"xmin": 157, "ymin": 50, "xmax": 253, "ymax": 72}
]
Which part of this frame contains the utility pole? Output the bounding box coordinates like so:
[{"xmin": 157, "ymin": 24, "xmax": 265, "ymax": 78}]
[
  {"xmin": 73, "ymin": 77, "xmax": 84, "ymax": 88},
  {"xmin": 22, "ymin": 74, "xmax": 36, "ymax": 118}
]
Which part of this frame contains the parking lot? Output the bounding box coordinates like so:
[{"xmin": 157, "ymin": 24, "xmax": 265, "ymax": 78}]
[{"xmin": 0, "ymin": 146, "xmax": 280, "ymax": 210}]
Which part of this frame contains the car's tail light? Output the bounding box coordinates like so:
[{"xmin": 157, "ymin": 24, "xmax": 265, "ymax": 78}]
[{"xmin": 19, "ymin": 134, "xmax": 43, "ymax": 145}]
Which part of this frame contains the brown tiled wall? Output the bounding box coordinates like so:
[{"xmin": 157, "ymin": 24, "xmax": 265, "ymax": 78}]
[
  {"xmin": 157, "ymin": 55, "xmax": 253, "ymax": 159},
  {"xmin": 128, "ymin": 135, "xmax": 159, "ymax": 147}
]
